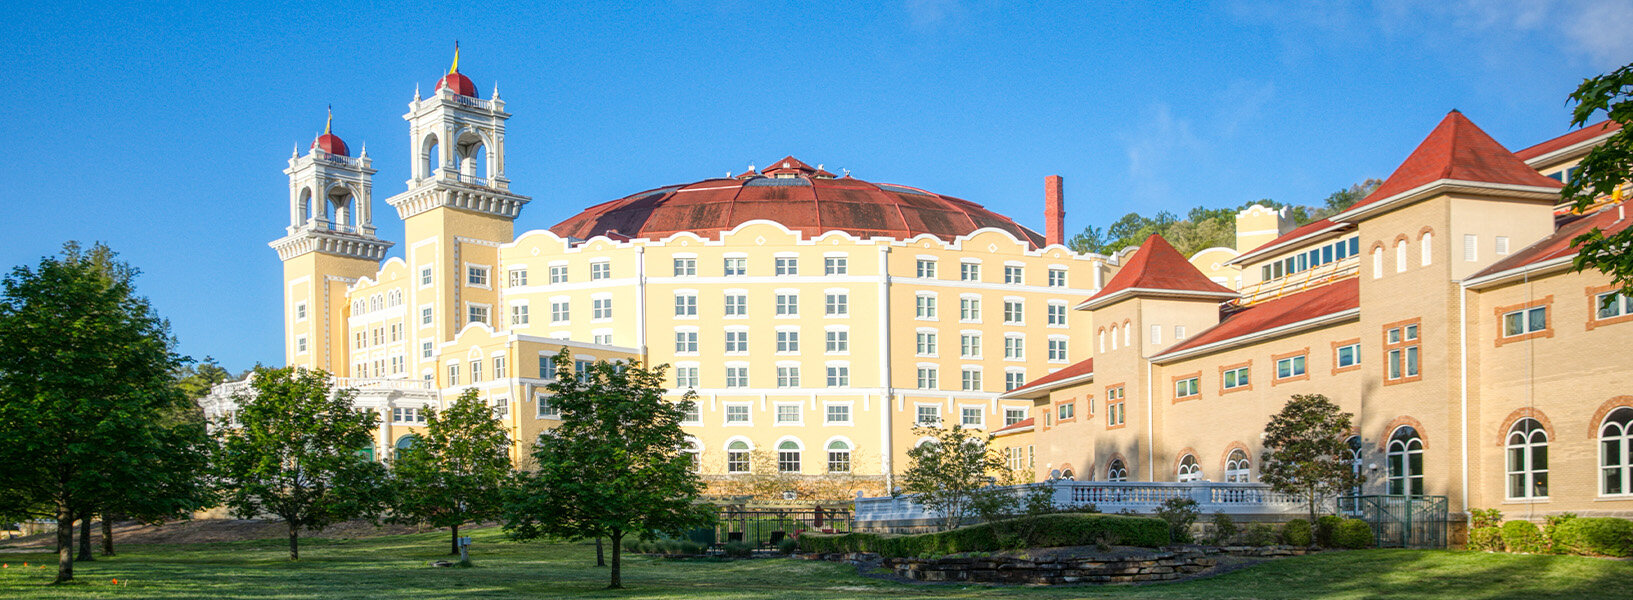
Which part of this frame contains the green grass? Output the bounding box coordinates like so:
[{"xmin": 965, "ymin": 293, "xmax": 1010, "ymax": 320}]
[{"xmin": 0, "ymin": 527, "xmax": 1627, "ymax": 599}]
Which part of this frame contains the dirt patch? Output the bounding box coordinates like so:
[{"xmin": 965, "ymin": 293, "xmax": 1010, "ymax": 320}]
[{"xmin": 0, "ymin": 519, "xmax": 440, "ymax": 550}]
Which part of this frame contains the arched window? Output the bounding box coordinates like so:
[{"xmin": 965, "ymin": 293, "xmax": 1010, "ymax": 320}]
[
  {"xmin": 393, "ymin": 434, "xmax": 418, "ymax": 459},
  {"xmin": 1420, "ymin": 232, "xmax": 1433, "ymax": 266},
  {"xmin": 1122, "ymin": 323, "xmax": 1131, "ymax": 346},
  {"xmin": 455, "ymin": 130, "xmax": 488, "ymax": 183},
  {"xmin": 1099, "ymin": 330, "xmax": 1106, "ymax": 353},
  {"xmin": 422, "ymin": 133, "xmax": 441, "ymax": 179},
  {"xmin": 683, "ymin": 438, "xmax": 702, "ymax": 473},
  {"xmin": 1506, "ymin": 418, "xmax": 1548, "ymax": 499},
  {"xmin": 1224, "ymin": 449, "xmax": 1251, "ymax": 483},
  {"xmin": 1177, "ymin": 454, "xmax": 1202, "ymax": 482},
  {"xmin": 1110, "ymin": 330, "xmax": 1118, "ymax": 350},
  {"xmin": 1107, "ymin": 459, "xmax": 1128, "ymax": 482},
  {"xmin": 777, "ymin": 440, "xmax": 802, "ymax": 473},
  {"xmin": 1060, "ymin": 468, "xmax": 1076, "ymax": 481},
  {"xmin": 826, "ymin": 440, "xmax": 851, "ymax": 473},
  {"xmin": 1387, "ymin": 426, "xmax": 1424, "ymax": 496},
  {"xmin": 1600, "ymin": 408, "xmax": 1633, "ymax": 495},
  {"xmin": 370, "ymin": 295, "xmax": 383, "ymax": 312},
  {"xmin": 358, "ymin": 442, "xmax": 375, "ymax": 462},
  {"xmin": 726, "ymin": 440, "xmax": 750, "ymax": 474},
  {"xmin": 299, "ymin": 188, "xmax": 314, "ymax": 224},
  {"xmin": 1372, "ymin": 246, "xmax": 1384, "ymax": 279},
  {"xmin": 1346, "ymin": 436, "xmax": 1364, "ymax": 496}
]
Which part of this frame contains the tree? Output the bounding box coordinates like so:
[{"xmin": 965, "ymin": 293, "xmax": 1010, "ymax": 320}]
[
  {"xmin": 1563, "ymin": 62, "xmax": 1633, "ymax": 296},
  {"xmin": 391, "ymin": 388, "xmax": 516, "ymax": 556},
  {"xmin": 0, "ymin": 242, "xmax": 207, "ymax": 583},
  {"xmin": 504, "ymin": 351, "xmax": 712, "ymax": 589},
  {"xmin": 214, "ymin": 366, "xmax": 390, "ymax": 560},
  {"xmin": 1259, "ymin": 394, "xmax": 1366, "ymax": 529},
  {"xmin": 897, "ymin": 424, "xmax": 1008, "ymax": 530},
  {"xmin": 175, "ymin": 357, "xmax": 239, "ymax": 401}
]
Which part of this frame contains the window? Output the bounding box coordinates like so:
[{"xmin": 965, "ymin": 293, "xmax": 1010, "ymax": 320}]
[
  {"xmin": 1048, "ymin": 339, "xmax": 1068, "ymax": 362},
  {"xmin": 467, "ymin": 265, "xmax": 489, "ymax": 287},
  {"xmin": 961, "ymin": 368, "xmax": 982, "ymax": 391},
  {"xmin": 825, "ymin": 365, "xmax": 849, "ymax": 387},
  {"xmin": 824, "ymin": 256, "xmax": 847, "ymax": 275},
  {"xmin": 1175, "ymin": 325, "xmax": 1186, "ymax": 340},
  {"xmin": 725, "ymin": 366, "xmax": 748, "ymax": 388},
  {"xmin": 916, "ymin": 367, "xmax": 938, "ymax": 389},
  {"xmin": 916, "ymin": 295, "xmax": 937, "ymax": 319},
  {"xmin": 1048, "ymin": 304, "xmax": 1066, "ymax": 326},
  {"xmin": 422, "ymin": 306, "xmax": 434, "ymax": 326},
  {"xmin": 724, "ymin": 293, "xmax": 747, "ymax": 316},
  {"xmin": 962, "ymin": 406, "xmax": 984, "ymax": 427},
  {"xmin": 468, "ymin": 304, "xmax": 489, "ymax": 324},
  {"xmin": 591, "ymin": 298, "xmax": 612, "ymax": 320},
  {"xmin": 960, "ymin": 262, "xmax": 980, "ymax": 282},
  {"xmin": 960, "ymin": 334, "xmax": 981, "ymax": 358},
  {"xmin": 295, "ymin": 336, "xmax": 307, "ymax": 354},
  {"xmin": 675, "ymin": 294, "xmax": 697, "ymax": 317},
  {"xmin": 1223, "ymin": 366, "xmax": 1250, "ymax": 390},
  {"xmin": 776, "ymin": 404, "xmax": 801, "ymax": 423},
  {"xmin": 827, "ymin": 441, "xmax": 851, "ymax": 473},
  {"xmin": 447, "ymin": 363, "xmax": 459, "ymax": 386},
  {"xmin": 776, "ymin": 330, "xmax": 799, "ymax": 353},
  {"xmin": 1123, "ymin": 323, "xmax": 1131, "ymax": 346},
  {"xmin": 420, "ymin": 266, "xmax": 433, "ymax": 287},
  {"xmin": 1596, "ymin": 290, "xmax": 1633, "ymax": 321},
  {"xmin": 1336, "ymin": 342, "xmax": 1360, "ymax": 370},
  {"xmin": 374, "ymin": 328, "xmax": 384, "ymax": 345},
  {"xmin": 509, "ymin": 268, "xmax": 528, "ymax": 287},
  {"xmin": 1601, "ymin": 408, "xmax": 1633, "ymax": 495},
  {"xmin": 826, "ymin": 404, "xmax": 850, "ymax": 424},
  {"xmin": 1395, "ymin": 240, "xmax": 1407, "ymax": 273},
  {"xmin": 1004, "ymin": 336, "xmax": 1025, "ymax": 359},
  {"xmin": 1106, "ymin": 386, "xmax": 1126, "ymax": 427},
  {"xmin": 727, "ymin": 441, "xmax": 750, "ymax": 473},
  {"xmin": 1420, "ymin": 232, "xmax": 1432, "ymax": 266},
  {"xmin": 1225, "ymin": 449, "xmax": 1251, "ymax": 483},
  {"xmin": 1275, "ymin": 355, "xmax": 1306, "ymax": 380},
  {"xmin": 295, "ymin": 303, "xmax": 307, "ymax": 321},
  {"xmin": 916, "ymin": 332, "xmax": 937, "ymax": 356},
  {"xmin": 1174, "ymin": 376, "xmax": 1200, "ymax": 399},
  {"xmin": 550, "ymin": 301, "xmax": 569, "ymax": 323},
  {"xmin": 916, "ymin": 405, "xmax": 941, "ymax": 426},
  {"xmin": 1003, "ymin": 300, "xmax": 1024, "ymax": 324},
  {"xmin": 1372, "ymin": 246, "xmax": 1383, "ymax": 279},
  {"xmin": 1387, "ymin": 426, "xmax": 1424, "ymax": 496},
  {"xmin": 1503, "ymin": 306, "xmax": 1548, "ymax": 337},
  {"xmin": 775, "ymin": 257, "xmax": 798, "ymax": 276},
  {"xmin": 675, "ymin": 366, "xmax": 698, "ymax": 388},
  {"xmin": 777, "ymin": 441, "xmax": 801, "ymax": 473},
  {"xmin": 511, "ymin": 304, "xmax": 530, "ymax": 325},
  {"xmin": 574, "ymin": 360, "xmax": 594, "ymax": 383},
  {"xmin": 423, "ymin": 340, "xmax": 434, "ymax": 359},
  {"xmin": 1496, "ymin": 236, "xmax": 1510, "ymax": 255},
  {"xmin": 1048, "ymin": 269, "xmax": 1066, "ymax": 287},
  {"xmin": 549, "ymin": 265, "xmax": 568, "ymax": 284},
  {"xmin": 1107, "ymin": 458, "xmax": 1128, "ymax": 482},
  {"xmin": 590, "ymin": 262, "xmax": 610, "ymax": 280},
  {"xmin": 674, "ymin": 331, "xmax": 698, "ymax": 353},
  {"xmin": 916, "ymin": 259, "xmax": 936, "ymax": 278},
  {"xmin": 1004, "ymin": 265, "xmax": 1024, "ymax": 284},
  {"xmin": 1507, "ymin": 418, "xmax": 1549, "ymax": 499},
  {"xmin": 469, "ymin": 360, "xmax": 483, "ymax": 383},
  {"xmin": 594, "ymin": 333, "xmax": 612, "ymax": 346},
  {"xmin": 536, "ymin": 395, "xmax": 559, "ymax": 418},
  {"xmin": 723, "ymin": 257, "xmax": 747, "ymax": 276},
  {"xmin": 493, "ymin": 356, "xmax": 506, "ymax": 379},
  {"xmin": 1348, "ymin": 436, "xmax": 1364, "ymax": 496},
  {"xmin": 1177, "ymin": 454, "xmax": 1202, "ymax": 482},
  {"xmin": 825, "ymin": 330, "xmax": 848, "ymax": 353},
  {"xmin": 390, "ymin": 324, "xmax": 402, "ymax": 341},
  {"xmin": 1385, "ymin": 321, "xmax": 1420, "ymax": 382},
  {"xmin": 960, "ymin": 297, "xmax": 981, "ymax": 321},
  {"xmin": 392, "ymin": 407, "xmax": 427, "ymax": 424},
  {"xmin": 776, "ymin": 366, "xmax": 800, "ymax": 388},
  {"xmin": 672, "ymin": 257, "xmax": 696, "ymax": 276},
  {"xmin": 725, "ymin": 404, "xmax": 750, "ymax": 424},
  {"xmin": 680, "ymin": 401, "xmax": 700, "ymax": 423},
  {"xmin": 1005, "ymin": 371, "xmax": 1026, "ymax": 391},
  {"xmin": 824, "ymin": 292, "xmax": 848, "ymax": 316},
  {"xmin": 725, "ymin": 331, "xmax": 748, "ymax": 353},
  {"xmin": 1150, "ymin": 325, "xmax": 1161, "ymax": 344},
  {"xmin": 1057, "ymin": 402, "xmax": 1075, "ymax": 421},
  {"xmin": 1464, "ymin": 234, "xmax": 1478, "ymax": 262},
  {"xmin": 1004, "ymin": 408, "xmax": 1027, "ymax": 426},
  {"xmin": 775, "ymin": 293, "xmax": 798, "ymax": 316}
]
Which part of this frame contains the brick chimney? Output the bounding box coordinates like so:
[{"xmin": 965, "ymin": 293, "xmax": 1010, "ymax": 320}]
[{"xmin": 1044, "ymin": 175, "xmax": 1065, "ymax": 247}]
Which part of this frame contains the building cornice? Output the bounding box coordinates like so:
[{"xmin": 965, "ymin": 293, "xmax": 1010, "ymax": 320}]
[
  {"xmin": 1460, "ymin": 255, "xmax": 1578, "ymax": 290},
  {"xmin": 998, "ymin": 371, "xmax": 1095, "ymax": 400},
  {"xmin": 270, "ymin": 229, "xmax": 394, "ymax": 262},
  {"xmin": 385, "ymin": 180, "xmax": 531, "ymax": 221},
  {"xmin": 1522, "ymin": 130, "xmax": 1619, "ymax": 169},
  {"xmin": 1150, "ymin": 307, "xmax": 1360, "ymax": 364},
  {"xmin": 1074, "ymin": 287, "xmax": 1239, "ymax": 312},
  {"xmin": 1330, "ymin": 179, "xmax": 1561, "ymax": 222}
]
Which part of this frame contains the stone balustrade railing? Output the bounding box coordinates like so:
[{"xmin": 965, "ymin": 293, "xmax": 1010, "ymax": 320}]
[{"xmin": 855, "ymin": 480, "xmax": 1311, "ymax": 527}]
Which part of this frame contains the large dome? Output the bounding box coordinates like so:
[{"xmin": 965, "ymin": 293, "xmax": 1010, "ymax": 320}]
[{"xmin": 549, "ymin": 156, "xmax": 1046, "ymax": 247}]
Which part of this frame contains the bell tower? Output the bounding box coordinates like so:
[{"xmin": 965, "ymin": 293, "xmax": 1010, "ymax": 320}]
[
  {"xmin": 386, "ymin": 46, "xmax": 531, "ymax": 344},
  {"xmin": 271, "ymin": 110, "xmax": 394, "ymax": 373}
]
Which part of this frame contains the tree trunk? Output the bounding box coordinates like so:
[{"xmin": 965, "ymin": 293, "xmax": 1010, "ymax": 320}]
[
  {"xmin": 77, "ymin": 516, "xmax": 94, "ymax": 561},
  {"xmin": 450, "ymin": 524, "xmax": 460, "ymax": 556},
  {"xmin": 53, "ymin": 506, "xmax": 73, "ymax": 584},
  {"xmin": 595, "ymin": 536, "xmax": 605, "ymax": 567},
  {"xmin": 608, "ymin": 530, "xmax": 623, "ymax": 589},
  {"xmin": 101, "ymin": 518, "xmax": 115, "ymax": 556},
  {"xmin": 287, "ymin": 522, "xmax": 300, "ymax": 561}
]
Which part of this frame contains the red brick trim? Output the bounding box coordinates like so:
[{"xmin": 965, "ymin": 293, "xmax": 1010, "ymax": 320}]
[
  {"xmin": 1174, "ymin": 448, "xmax": 1199, "ymax": 480},
  {"xmin": 1370, "ymin": 240, "xmax": 1386, "ymax": 253},
  {"xmin": 1418, "ymin": 226, "xmax": 1436, "ymax": 237},
  {"xmin": 1588, "ymin": 396, "xmax": 1633, "ymax": 439},
  {"xmin": 1054, "ymin": 396, "xmax": 1077, "ymax": 424},
  {"xmin": 1495, "ymin": 407, "xmax": 1555, "ymax": 447},
  {"xmin": 1379, "ymin": 416, "xmax": 1427, "ymax": 452},
  {"xmin": 1271, "ymin": 347, "xmax": 1311, "ymax": 385},
  {"xmin": 1171, "ymin": 371, "xmax": 1203, "ymax": 403},
  {"xmin": 1585, "ymin": 284, "xmax": 1633, "ymax": 331},
  {"xmin": 1381, "ymin": 317, "xmax": 1423, "ymax": 386},
  {"xmin": 1218, "ymin": 359, "xmax": 1254, "ymax": 395},
  {"xmin": 1393, "ymin": 233, "xmax": 1410, "ymax": 244},
  {"xmin": 1493, "ymin": 295, "xmax": 1555, "ymax": 347},
  {"xmin": 1331, "ymin": 338, "xmax": 1361, "ymax": 375},
  {"xmin": 1056, "ymin": 462, "xmax": 1077, "ymax": 479},
  {"xmin": 1219, "ymin": 441, "xmax": 1252, "ymax": 474}
]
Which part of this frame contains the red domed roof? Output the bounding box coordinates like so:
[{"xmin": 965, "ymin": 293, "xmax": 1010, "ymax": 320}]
[
  {"xmin": 437, "ymin": 72, "xmax": 478, "ymax": 98},
  {"xmin": 312, "ymin": 133, "xmax": 349, "ymax": 157},
  {"xmin": 549, "ymin": 157, "xmax": 1047, "ymax": 247}
]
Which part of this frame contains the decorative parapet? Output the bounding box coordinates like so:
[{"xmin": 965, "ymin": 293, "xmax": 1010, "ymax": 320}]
[{"xmin": 854, "ymin": 480, "xmax": 1310, "ymax": 528}]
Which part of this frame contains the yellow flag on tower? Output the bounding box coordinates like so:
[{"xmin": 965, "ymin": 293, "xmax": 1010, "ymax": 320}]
[{"xmin": 449, "ymin": 42, "xmax": 460, "ymax": 74}]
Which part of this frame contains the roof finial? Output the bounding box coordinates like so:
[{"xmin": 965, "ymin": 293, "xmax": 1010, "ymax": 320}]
[
  {"xmin": 449, "ymin": 41, "xmax": 460, "ymax": 74},
  {"xmin": 492, "ymin": 81, "xmax": 500, "ymax": 99},
  {"xmin": 414, "ymin": 82, "xmax": 421, "ymax": 101},
  {"xmin": 324, "ymin": 105, "xmax": 333, "ymax": 135}
]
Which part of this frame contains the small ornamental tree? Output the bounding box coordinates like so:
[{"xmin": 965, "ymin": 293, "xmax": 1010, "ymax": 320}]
[
  {"xmin": 391, "ymin": 388, "xmax": 517, "ymax": 555},
  {"xmin": 1259, "ymin": 394, "xmax": 1366, "ymax": 528},
  {"xmin": 215, "ymin": 366, "xmax": 390, "ymax": 560},
  {"xmin": 898, "ymin": 424, "xmax": 1008, "ymax": 530},
  {"xmin": 504, "ymin": 351, "xmax": 712, "ymax": 589},
  {"xmin": 1562, "ymin": 62, "xmax": 1633, "ymax": 296}
]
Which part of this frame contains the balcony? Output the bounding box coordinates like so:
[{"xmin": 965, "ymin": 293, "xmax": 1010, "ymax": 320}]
[{"xmin": 854, "ymin": 480, "xmax": 1308, "ymax": 529}]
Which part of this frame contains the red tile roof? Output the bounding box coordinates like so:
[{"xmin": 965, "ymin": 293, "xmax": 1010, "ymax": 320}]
[
  {"xmin": 1514, "ymin": 120, "xmax": 1621, "ymax": 162},
  {"xmin": 1230, "ymin": 218, "xmax": 1349, "ymax": 265},
  {"xmin": 1468, "ymin": 203, "xmax": 1631, "ymax": 283},
  {"xmin": 1077, "ymin": 234, "xmax": 1236, "ymax": 309},
  {"xmin": 1004, "ymin": 358, "xmax": 1094, "ymax": 398},
  {"xmin": 1152, "ymin": 278, "xmax": 1360, "ymax": 361},
  {"xmin": 1343, "ymin": 111, "xmax": 1561, "ymax": 216},
  {"xmin": 992, "ymin": 417, "xmax": 1034, "ymax": 436}
]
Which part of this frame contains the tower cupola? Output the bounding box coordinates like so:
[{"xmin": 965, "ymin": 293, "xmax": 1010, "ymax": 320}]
[{"xmin": 311, "ymin": 108, "xmax": 350, "ymax": 156}]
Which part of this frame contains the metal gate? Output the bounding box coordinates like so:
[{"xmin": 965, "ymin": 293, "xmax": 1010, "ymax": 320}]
[{"xmin": 1339, "ymin": 495, "xmax": 1448, "ymax": 549}]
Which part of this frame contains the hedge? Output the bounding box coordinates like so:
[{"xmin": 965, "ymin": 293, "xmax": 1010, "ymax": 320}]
[
  {"xmin": 798, "ymin": 513, "xmax": 1169, "ymax": 557},
  {"xmin": 1314, "ymin": 515, "xmax": 1343, "ymax": 548},
  {"xmin": 1499, "ymin": 520, "xmax": 1545, "ymax": 554},
  {"xmin": 1333, "ymin": 518, "xmax": 1373, "ymax": 549},
  {"xmin": 1281, "ymin": 519, "xmax": 1312, "ymax": 547},
  {"xmin": 1551, "ymin": 517, "xmax": 1633, "ymax": 557}
]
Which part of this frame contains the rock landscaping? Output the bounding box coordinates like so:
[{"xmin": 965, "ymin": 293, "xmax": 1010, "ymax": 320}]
[{"xmin": 800, "ymin": 544, "xmax": 1313, "ymax": 585}]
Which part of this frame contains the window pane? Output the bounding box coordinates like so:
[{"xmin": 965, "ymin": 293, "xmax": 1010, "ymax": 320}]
[{"xmin": 1528, "ymin": 307, "xmax": 1547, "ymax": 332}]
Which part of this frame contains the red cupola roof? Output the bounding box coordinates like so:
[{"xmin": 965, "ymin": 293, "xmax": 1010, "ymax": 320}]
[
  {"xmin": 549, "ymin": 157, "xmax": 1047, "ymax": 247},
  {"xmin": 310, "ymin": 109, "xmax": 348, "ymax": 156},
  {"xmin": 435, "ymin": 43, "xmax": 478, "ymax": 98}
]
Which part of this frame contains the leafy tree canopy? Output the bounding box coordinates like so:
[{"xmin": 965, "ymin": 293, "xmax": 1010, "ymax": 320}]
[
  {"xmin": 898, "ymin": 424, "xmax": 1008, "ymax": 530},
  {"xmin": 391, "ymin": 388, "xmax": 517, "ymax": 555},
  {"xmin": 1067, "ymin": 180, "xmax": 1380, "ymax": 257},
  {"xmin": 1259, "ymin": 394, "xmax": 1366, "ymax": 527},
  {"xmin": 1563, "ymin": 62, "xmax": 1633, "ymax": 295}
]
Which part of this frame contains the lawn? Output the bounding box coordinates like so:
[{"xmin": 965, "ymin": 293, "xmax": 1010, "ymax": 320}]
[{"xmin": 0, "ymin": 527, "xmax": 1627, "ymax": 600}]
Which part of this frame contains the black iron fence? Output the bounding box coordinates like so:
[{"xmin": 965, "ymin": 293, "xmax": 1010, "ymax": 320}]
[
  {"xmin": 675, "ymin": 507, "xmax": 853, "ymax": 548},
  {"xmin": 1339, "ymin": 495, "xmax": 1448, "ymax": 549}
]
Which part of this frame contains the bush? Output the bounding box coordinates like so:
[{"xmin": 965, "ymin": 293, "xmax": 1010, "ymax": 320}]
[
  {"xmin": 1207, "ymin": 513, "xmax": 1238, "ymax": 546},
  {"xmin": 1333, "ymin": 519, "xmax": 1373, "ymax": 549},
  {"xmin": 1281, "ymin": 519, "xmax": 1312, "ymax": 546},
  {"xmin": 1500, "ymin": 520, "xmax": 1546, "ymax": 554},
  {"xmin": 1543, "ymin": 513, "xmax": 1577, "ymax": 552},
  {"xmin": 1243, "ymin": 523, "xmax": 1278, "ymax": 546},
  {"xmin": 721, "ymin": 541, "xmax": 754, "ymax": 558},
  {"xmin": 1551, "ymin": 517, "xmax": 1633, "ymax": 557},
  {"xmin": 797, "ymin": 513, "xmax": 1169, "ymax": 557},
  {"xmin": 1156, "ymin": 497, "xmax": 1200, "ymax": 544},
  {"xmin": 777, "ymin": 537, "xmax": 799, "ymax": 554},
  {"xmin": 1468, "ymin": 508, "xmax": 1504, "ymax": 552},
  {"xmin": 1314, "ymin": 515, "xmax": 1343, "ymax": 548}
]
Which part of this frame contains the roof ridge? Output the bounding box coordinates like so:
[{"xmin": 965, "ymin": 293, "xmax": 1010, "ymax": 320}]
[
  {"xmin": 1078, "ymin": 234, "xmax": 1236, "ymax": 309},
  {"xmin": 1343, "ymin": 111, "xmax": 1561, "ymax": 217}
]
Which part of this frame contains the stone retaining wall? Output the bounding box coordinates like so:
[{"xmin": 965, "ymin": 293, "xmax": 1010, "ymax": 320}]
[{"xmin": 803, "ymin": 546, "xmax": 1311, "ymax": 585}]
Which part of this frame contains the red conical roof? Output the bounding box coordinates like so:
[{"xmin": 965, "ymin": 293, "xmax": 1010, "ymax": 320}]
[
  {"xmin": 1341, "ymin": 111, "xmax": 1560, "ymax": 217},
  {"xmin": 1076, "ymin": 234, "xmax": 1236, "ymax": 310}
]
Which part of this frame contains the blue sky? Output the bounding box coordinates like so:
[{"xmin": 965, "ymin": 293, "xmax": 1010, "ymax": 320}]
[{"xmin": 2, "ymin": 1, "xmax": 1628, "ymax": 370}]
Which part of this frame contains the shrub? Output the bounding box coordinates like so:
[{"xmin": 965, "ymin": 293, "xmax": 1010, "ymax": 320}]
[
  {"xmin": 1551, "ymin": 517, "xmax": 1633, "ymax": 557},
  {"xmin": 1243, "ymin": 523, "xmax": 1278, "ymax": 546},
  {"xmin": 776, "ymin": 537, "xmax": 799, "ymax": 554},
  {"xmin": 722, "ymin": 541, "xmax": 754, "ymax": 558},
  {"xmin": 1543, "ymin": 513, "xmax": 1577, "ymax": 552},
  {"xmin": 1467, "ymin": 508, "xmax": 1504, "ymax": 552},
  {"xmin": 1500, "ymin": 520, "xmax": 1546, "ymax": 554},
  {"xmin": 1207, "ymin": 513, "xmax": 1238, "ymax": 546},
  {"xmin": 1281, "ymin": 519, "xmax": 1313, "ymax": 546},
  {"xmin": 1156, "ymin": 497, "xmax": 1201, "ymax": 544},
  {"xmin": 1314, "ymin": 515, "xmax": 1343, "ymax": 548},
  {"xmin": 1333, "ymin": 519, "xmax": 1373, "ymax": 549},
  {"xmin": 796, "ymin": 513, "xmax": 1168, "ymax": 557}
]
